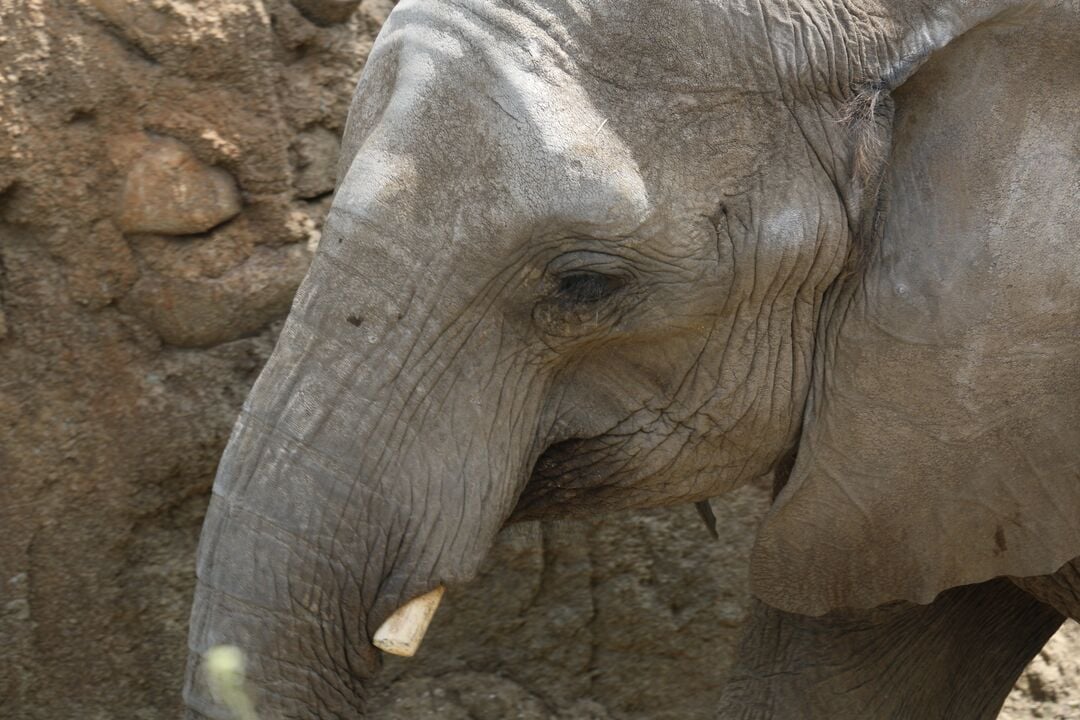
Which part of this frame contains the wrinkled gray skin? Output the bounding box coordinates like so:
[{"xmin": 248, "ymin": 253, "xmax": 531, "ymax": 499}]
[{"xmin": 186, "ymin": 0, "xmax": 1080, "ymax": 717}]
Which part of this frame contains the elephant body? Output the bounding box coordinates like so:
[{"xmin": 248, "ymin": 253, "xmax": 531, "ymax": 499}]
[{"xmin": 185, "ymin": 0, "xmax": 1080, "ymax": 717}]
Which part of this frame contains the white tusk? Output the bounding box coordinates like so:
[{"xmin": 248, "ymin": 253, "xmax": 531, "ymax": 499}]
[{"xmin": 372, "ymin": 586, "xmax": 445, "ymax": 657}]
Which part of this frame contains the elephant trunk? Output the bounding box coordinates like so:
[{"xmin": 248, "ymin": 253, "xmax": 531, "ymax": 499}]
[
  {"xmin": 183, "ymin": 240, "xmax": 546, "ymax": 716},
  {"xmin": 185, "ymin": 468, "xmax": 380, "ymax": 717},
  {"xmin": 183, "ymin": 409, "xmax": 396, "ymax": 717}
]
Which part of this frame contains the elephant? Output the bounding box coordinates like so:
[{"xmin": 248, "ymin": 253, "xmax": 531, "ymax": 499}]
[{"xmin": 184, "ymin": 0, "xmax": 1080, "ymax": 718}]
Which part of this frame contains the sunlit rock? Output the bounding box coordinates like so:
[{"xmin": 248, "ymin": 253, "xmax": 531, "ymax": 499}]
[{"xmin": 118, "ymin": 136, "xmax": 241, "ymax": 235}]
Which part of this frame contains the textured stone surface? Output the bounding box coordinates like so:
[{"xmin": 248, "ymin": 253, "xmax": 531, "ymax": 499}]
[
  {"xmin": 291, "ymin": 0, "xmax": 362, "ymax": 26},
  {"xmin": 292, "ymin": 125, "xmax": 341, "ymax": 199},
  {"xmin": 118, "ymin": 135, "xmax": 242, "ymax": 235},
  {"xmin": 0, "ymin": 1, "xmax": 375, "ymax": 717},
  {"xmin": 1002, "ymin": 622, "xmax": 1080, "ymax": 720},
  {"xmin": 0, "ymin": 2, "xmax": 1075, "ymax": 720}
]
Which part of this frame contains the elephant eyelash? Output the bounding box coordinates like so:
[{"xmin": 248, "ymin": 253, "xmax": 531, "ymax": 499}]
[
  {"xmin": 555, "ymin": 272, "xmax": 627, "ymax": 305},
  {"xmin": 531, "ymin": 270, "xmax": 632, "ymax": 338}
]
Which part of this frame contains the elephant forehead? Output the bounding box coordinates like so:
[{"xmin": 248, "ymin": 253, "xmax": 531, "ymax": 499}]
[
  {"xmin": 332, "ymin": 75, "xmax": 649, "ymax": 233},
  {"xmin": 333, "ymin": 2, "xmax": 654, "ymax": 245},
  {"xmin": 384, "ymin": 0, "xmax": 780, "ymax": 106}
]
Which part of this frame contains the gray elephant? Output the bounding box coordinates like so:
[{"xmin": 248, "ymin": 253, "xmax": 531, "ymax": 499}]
[{"xmin": 185, "ymin": 0, "xmax": 1080, "ymax": 717}]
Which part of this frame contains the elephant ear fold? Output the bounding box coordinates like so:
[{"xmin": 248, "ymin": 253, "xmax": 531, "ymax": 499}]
[{"xmin": 751, "ymin": 3, "xmax": 1080, "ymax": 616}]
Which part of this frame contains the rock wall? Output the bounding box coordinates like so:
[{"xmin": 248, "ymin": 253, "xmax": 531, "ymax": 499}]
[
  {"xmin": 0, "ymin": 2, "xmax": 1073, "ymax": 719},
  {"xmin": 0, "ymin": 2, "xmax": 374, "ymax": 716}
]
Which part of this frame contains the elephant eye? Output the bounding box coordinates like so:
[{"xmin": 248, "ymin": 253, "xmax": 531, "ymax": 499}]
[
  {"xmin": 556, "ymin": 272, "xmax": 626, "ymax": 305},
  {"xmin": 533, "ymin": 254, "xmax": 635, "ymax": 337}
]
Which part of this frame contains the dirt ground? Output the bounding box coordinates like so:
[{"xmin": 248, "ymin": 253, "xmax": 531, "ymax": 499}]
[
  {"xmin": 0, "ymin": 1, "xmax": 1075, "ymax": 718},
  {"xmin": 1002, "ymin": 621, "xmax": 1080, "ymax": 720}
]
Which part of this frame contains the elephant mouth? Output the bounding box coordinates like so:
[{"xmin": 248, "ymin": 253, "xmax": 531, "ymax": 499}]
[{"xmin": 510, "ymin": 436, "xmax": 618, "ymax": 521}]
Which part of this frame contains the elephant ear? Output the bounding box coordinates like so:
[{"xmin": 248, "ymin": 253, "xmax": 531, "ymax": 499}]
[{"xmin": 752, "ymin": 0, "xmax": 1080, "ymax": 615}]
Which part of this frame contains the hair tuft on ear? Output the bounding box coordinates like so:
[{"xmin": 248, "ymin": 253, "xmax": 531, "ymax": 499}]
[
  {"xmin": 838, "ymin": 82, "xmax": 893, "ymax": 194},
  {"xmin": 840, "ymin": 85, "xmax": 886, "ymax": 176},
  {"xmin": 836, "ymin": 79, "xmax": 897, "ymax": 269}
]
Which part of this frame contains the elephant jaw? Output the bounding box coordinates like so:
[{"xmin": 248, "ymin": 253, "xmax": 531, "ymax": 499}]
[{"xmin": 372, "ymin": 586, "xmax": 446, "ymax": 657}]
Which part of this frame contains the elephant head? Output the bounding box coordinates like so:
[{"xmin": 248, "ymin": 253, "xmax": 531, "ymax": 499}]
[{"xmin": 185, "ymin": 0, "xmax": 1080, "ymax": 716}]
